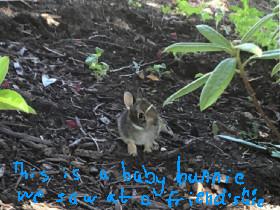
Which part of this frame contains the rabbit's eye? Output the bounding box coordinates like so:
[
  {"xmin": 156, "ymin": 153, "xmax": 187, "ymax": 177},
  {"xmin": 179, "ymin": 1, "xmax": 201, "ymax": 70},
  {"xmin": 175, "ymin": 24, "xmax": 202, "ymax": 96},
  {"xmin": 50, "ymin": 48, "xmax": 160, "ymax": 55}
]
[{"xmin": 138, "ymin": 112, "xmax": 144, "ymax": 119}]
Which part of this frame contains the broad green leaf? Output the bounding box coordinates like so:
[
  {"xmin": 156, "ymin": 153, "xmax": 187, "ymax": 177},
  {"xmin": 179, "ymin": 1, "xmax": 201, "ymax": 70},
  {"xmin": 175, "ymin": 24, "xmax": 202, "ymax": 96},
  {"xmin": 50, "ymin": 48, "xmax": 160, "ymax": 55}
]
[
  {"xmin": 196, "ymin": 25, "xmax": 233, "ymax": 50},
  {"xmin": 0, "ymin": 56, "xmax": 9, "ymax": 85},
  {"xmin": 241, "ymin": 13, "xmax": 276, "ymax": 42},
  {"xmin": 200, "ymin": 58, "xmax": 237, "ymax": 111},
  {"xmin": 234, "ymin": 43, "xmax": 262, "ymax": 57},
  {"xmin": 163, "ymin": 72, "xmax": 211, "ymax": 107},
  {"xmin": 0, "ymin": 89, "xmax": 36, "ymax": 114},
  {"xmin": 271, "ymin": 62, "xmax": 280, "ymax": 77},
  {"xmin": 163, "ymin": 42, "xmax": 228, "ymax": 54},
  {"xmin": 254, "ymin": 49, "xmax": 280, "ymax": 60}
]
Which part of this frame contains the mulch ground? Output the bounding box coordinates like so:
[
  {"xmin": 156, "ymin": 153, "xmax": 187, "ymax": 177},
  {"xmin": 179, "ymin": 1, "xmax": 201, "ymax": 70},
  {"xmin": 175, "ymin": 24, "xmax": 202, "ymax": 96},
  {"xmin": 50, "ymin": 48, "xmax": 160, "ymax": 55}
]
[{"xmin": 0, "ymin": 0, "xmax": 279, "ymax": 209}]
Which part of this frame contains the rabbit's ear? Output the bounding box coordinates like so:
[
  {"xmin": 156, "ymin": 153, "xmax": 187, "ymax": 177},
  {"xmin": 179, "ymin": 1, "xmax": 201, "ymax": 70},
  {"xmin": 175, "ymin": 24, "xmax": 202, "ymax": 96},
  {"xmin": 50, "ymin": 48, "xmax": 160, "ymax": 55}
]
[{"xmin": 124, "ymin": 91, "xmax": 134, "ymax": 109}]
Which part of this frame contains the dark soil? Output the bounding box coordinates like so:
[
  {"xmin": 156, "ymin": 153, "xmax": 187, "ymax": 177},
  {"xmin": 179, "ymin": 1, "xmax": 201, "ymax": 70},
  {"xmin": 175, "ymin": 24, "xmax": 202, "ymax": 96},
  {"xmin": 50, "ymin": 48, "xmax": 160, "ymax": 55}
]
[{"xmin": 0, "ymin": 0, "xmax": 279, "ymax": 210}]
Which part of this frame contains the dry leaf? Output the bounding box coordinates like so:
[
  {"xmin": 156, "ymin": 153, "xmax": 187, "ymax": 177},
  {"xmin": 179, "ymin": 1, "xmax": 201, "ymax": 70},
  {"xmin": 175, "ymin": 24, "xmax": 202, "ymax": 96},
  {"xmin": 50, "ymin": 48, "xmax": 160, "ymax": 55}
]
[
  {"xmin": 112, "ymin": 18, "xmax": 130, "ymax": 30},
  {"xmin": 137, "ymin": 71, "xmax": 145, "ymax": 80},
  {"xmin": 41, "ymin": 13, "xmax": 60, "ymax": 27},
  {"xmin": 147, "ymin": 74, "xmax": 160, "ymax": 81}
]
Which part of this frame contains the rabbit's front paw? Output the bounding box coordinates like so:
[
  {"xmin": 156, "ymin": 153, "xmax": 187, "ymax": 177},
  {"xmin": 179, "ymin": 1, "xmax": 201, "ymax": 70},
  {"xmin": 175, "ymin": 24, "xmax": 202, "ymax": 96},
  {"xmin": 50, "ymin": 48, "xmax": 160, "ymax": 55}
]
[
  {"xmin": 144, "ymin": 143, "xmax": 153, "ymax": 153},
  {"xmin": 127, "ymin": 142, "xmax": 137, "ymax": 156},
  {"xmin": 152, "ymin": 141, "xmax": 159, "ymax": 150}
]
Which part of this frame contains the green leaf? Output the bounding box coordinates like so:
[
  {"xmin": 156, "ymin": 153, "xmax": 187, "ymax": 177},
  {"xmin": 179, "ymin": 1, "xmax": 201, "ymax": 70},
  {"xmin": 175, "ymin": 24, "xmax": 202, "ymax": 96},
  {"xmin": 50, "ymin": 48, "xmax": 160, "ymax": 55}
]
[
  {"xmin": 196, "ymin": 25, "xmax": 233, "ymax": 50},
  {"xmin": 163, "ymin": 72, "xmax": 211, "ymax": 106},
  {"xmin": 234, "ymin": 43, "xmax": 262, "ymax": 57},
  {"xmin": 241, "ymin": 13, "xmax": 276, "ymax": 42},
  {"xmin": 164, "ymin": 42, "xmax": 228, "ymax": 54},
  {"xmin": 95, "ymin": 47, "xmax": 104, "ymax": 57},
  {"xmin": 271, "ymin": 62, "xmax": 280, "ymax": 77},
  {"xmin": 100, "ymin": 62, "xmax": 109, "ymax": 71},
  {"xmin": 194, "ymin": 73, "xmax": 204, "ymax": 78},
  {"xmin": 0, "ymin": 56, "xmax": 9, "ymax": 85},
  {"xmin": 273, "ymin": 5, "xmax": 279, "ymax": 14},
  {"xmin": 200, "ymin": 58, "xmax": 237, "ymax": 111},
  {"xmin": 153, "ymin": 63, "xmax": 166, "ymax": 72},
  {"xmin": 85, "ymin": 54, "xmax": 98, "ymax": 66},
  {"xmin": 254, "ymin": 49, "xmax": 280, "ymax": 60},
  {"xmin": 0, "ymin": 89, "xmax": 36, "ymax": 114}
]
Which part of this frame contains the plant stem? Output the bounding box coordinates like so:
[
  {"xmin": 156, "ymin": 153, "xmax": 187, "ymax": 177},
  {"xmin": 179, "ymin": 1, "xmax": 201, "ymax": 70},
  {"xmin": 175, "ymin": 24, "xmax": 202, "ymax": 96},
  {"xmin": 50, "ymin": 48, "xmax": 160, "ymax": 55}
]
[{"xmin": 236, "ymin": 51, "xmax": 280, "ymax": 141}]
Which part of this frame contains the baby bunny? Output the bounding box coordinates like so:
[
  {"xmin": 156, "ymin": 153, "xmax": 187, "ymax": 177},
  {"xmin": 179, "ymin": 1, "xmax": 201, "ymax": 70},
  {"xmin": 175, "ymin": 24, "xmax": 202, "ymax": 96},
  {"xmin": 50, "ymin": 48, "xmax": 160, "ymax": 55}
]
[{"xmin": 117, "ymin": 91, "xmax": 173, "ymax": 156}]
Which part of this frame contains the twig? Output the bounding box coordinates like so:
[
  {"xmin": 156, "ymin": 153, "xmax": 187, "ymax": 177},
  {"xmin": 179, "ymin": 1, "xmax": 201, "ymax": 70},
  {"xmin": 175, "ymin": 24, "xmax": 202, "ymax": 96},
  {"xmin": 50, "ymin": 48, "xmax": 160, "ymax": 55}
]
[
  {"xmin": 110, "ymin": 59, "xmax": 160, "ymax": 73},
  {"xmin": 75, "ymin": 117, "xmax": 101, "ymax": 152},
  {"xmin": 153, "ymin": 138, "xmax": 196, "ymax": 160},
  {"xmin": 14, "ymin": 175, "xmax": 22, "ymax": 190},
  {"xmin": 109, "ymin": 64, "xmax": 132, "ymax": 72},
  {"xmin": 43, "ymin": 45, "xmax": 65, "ymax": 57},
  {"xmin": 77, "ymin": 199, "xmax": 100, "ymax": 210},
  {"xmin": 85, "ymin": 39, "xmax": 140, "ymax": 52},
  {"xmin": 0, "ymin": 0, "xmax": 35, "ymax": 8},
  {"xmin": 237, "ymin": 51, "xmax": 280, "ymax": 141},
  {"xmin": 0, "ymin": 124, "xmax": 52, "ymax": 146}
]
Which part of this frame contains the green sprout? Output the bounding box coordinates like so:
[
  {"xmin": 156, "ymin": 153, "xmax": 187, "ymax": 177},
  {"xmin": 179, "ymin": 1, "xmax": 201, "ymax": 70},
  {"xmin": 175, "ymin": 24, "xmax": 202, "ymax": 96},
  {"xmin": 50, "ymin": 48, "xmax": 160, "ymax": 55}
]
[
  {"xmin": 85, "ymin": 47, "xmax": 109, "ymax": 80},
  {"xmin": 147, "ymin": 63, "xmax": 166, "ymax": 74}
]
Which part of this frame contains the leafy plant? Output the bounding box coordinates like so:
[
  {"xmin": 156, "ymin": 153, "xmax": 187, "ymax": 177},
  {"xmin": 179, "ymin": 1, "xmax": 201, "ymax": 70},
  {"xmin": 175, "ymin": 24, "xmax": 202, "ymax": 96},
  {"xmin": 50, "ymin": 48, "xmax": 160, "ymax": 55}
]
[
  {"xmin": 229, "ymin": 0, "xmax": 278, "ymax": 49},
  {"xmin": 163, "ymin": 20, "xmax": 280, "ymax": 140},
  {"xmin": 85, "ymin": 47, "xmax": 109, "ymax": 80},
  {"xmin": 0, "ymin": 56, "xmax": 36, "ymax": 114},
  {"xmin": 161, "ymin": 1, "xmax": 228, "ymax": 28},
  {"xmin": 176, "ymin": 0, "xmax": 212, "ymax": 21},
  {"xmin": 161, "ymin": 5, "xmax": 172, "ymax": 14}
]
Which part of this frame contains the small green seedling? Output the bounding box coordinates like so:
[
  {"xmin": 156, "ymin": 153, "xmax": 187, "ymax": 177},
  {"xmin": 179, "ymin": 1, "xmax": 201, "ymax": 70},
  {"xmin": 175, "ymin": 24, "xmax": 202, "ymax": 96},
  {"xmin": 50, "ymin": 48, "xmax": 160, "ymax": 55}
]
[
  {"xmin": 163, "ymin": 14, "xmax": 280, "ymax": 140},
  {"xmin": 0, "ymin": 56, "xmax": 36, "ymax": 114},
  {"xmin": 145, "ymin": 63, "xmax": 170, "ymax": 80},
  {"xmin": 85, "ymin": 47, "xmax": 109, "ymax": 80},
  {"xmin": 147, "ymin": 63, "xmax": 167, "ymax": 74}
]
